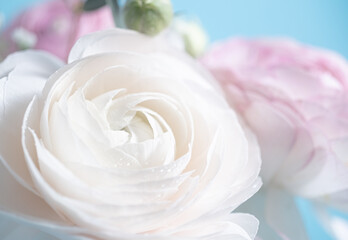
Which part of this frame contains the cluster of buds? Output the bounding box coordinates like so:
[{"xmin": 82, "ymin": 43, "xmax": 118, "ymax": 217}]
[
  {"xmin": 84, "ymin": 0, "xmax": 208, "ymax": 57},
  {"xmin": 0, "ymin": 0, "xmax": 208, "ymax": 60}
]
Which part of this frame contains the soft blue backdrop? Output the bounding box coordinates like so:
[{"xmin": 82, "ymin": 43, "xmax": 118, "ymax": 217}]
[
  {"xmin": 1, "ymin": 0, "xmax": 348, "ymax": 58},
  {"xmin": 1, "ymin": 1, "xmax": 348, "ymax": 239}
]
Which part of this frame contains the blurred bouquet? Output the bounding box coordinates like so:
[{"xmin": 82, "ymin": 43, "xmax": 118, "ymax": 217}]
[
  {"xmin": 1, "ymin": 0, "xmax": 348, "ymax": 240},
  {"xmin": 0, "ymin": 0, "xmax": 114, "ymax": 60}
]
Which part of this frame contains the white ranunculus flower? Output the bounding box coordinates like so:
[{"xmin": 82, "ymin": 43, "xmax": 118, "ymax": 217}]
[{"xmin": 0, "ymin": 29, "xmax": 261, "ymax": 240}]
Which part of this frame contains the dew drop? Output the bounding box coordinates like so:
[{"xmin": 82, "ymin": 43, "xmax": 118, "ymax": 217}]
[{"xmin": 157, "ymin": 193, "xmax": 163, "ymax": 198}]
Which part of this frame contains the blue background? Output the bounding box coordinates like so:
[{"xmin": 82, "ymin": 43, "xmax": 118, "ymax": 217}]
[
  {"xmin": 1, "ymin": 0, "xmax": 348, "ymax": 239},
  {"xmin": 1, "ymin": 0, "xmax": 348, "ymax": 58}
]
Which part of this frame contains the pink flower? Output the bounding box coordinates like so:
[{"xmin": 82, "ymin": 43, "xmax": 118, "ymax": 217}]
[
  {"xmin": 202, "ymin": 38, "xmax": 348, "ymax": 239},
  {"xmin": 0, "ymin": 0, "xmax": 114, "ymax": 61}
]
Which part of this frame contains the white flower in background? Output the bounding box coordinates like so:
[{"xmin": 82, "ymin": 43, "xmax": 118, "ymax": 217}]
[
  {"xmin": 11, "ymin": 27, "xmax": 38, "ymax": 50},
  {"xmin": 172, "ymin": 16, "xmax": 208, "ymax": 58},
  {"xmin": 0, "ymin": 29, "xmax": 261, "ymax": 240}
]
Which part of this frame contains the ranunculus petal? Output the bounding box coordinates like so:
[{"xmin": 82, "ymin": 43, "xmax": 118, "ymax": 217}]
[
  {"xmin": 1, "ymin": 30, "xmax": 262, "ymax": 239},
  {"xmin": 243, "ymin": 101, "xmax": 296, "ymax": 183},
  {"xmin": 0, "ymin": 157, "xmax": 63, "ymax": 225},
  {"xmin": 0, "ymin": 50, "xmax": 62, "ymax": 193},
  {"xmin": 68, "ymin": 29, "xmax": 171, "ymax": 63},
  {"xmin": 202, "ymin": 37, "xmax": 348, "ymax": 206}
]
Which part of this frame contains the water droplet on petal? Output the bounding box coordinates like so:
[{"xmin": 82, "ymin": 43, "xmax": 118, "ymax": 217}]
[{"xmin": 157, "ymin": 193, "xmax": 163, "ymax": 198}]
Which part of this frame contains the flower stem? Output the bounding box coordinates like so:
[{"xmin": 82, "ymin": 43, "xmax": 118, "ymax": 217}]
[{"xmin": 107, "ymin": 0, "xmax": 121, "ymax": 27}]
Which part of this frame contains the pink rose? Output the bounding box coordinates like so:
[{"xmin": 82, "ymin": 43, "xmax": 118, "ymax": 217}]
[
  {"xmin": 0, "ymin": 0, "xmax": 114, "ymax": 61},
  {"xmin": 202, "ymin": 38, "xmax": 348, "ymax": 239}
]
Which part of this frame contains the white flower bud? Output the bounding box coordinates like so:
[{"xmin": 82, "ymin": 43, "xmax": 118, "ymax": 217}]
[
  {"xmin": 123, "ymin": 0, "xmax": 173, "ymax": 36},
  {"xmin": 172, "ymin": 16, "xmax": 208, "ymax": 58},
  {"xmin": 11, "ymin": 27, "xmax": 37, "ymax": 50}
]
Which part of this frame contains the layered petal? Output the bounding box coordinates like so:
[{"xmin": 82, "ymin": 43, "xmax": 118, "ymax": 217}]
[
  {"xmin": 0, "ymin": 30, "xmax": 261, "ymax": 239},
  {"xmin": 0, "ymin": 50, "xmax": 62, "ymax": 192},
  {"xmin": 202, "ymin": 38, "xmax": 348, "ymax": 239},
  {"xmin": 202, "ymin": 38, "xmax": 348, "ymax": 197}
]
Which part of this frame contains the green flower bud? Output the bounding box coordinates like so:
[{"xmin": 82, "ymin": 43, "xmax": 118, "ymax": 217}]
[
  {"xmin": 172, "ymin": 17, "xmax": 208, "ymax": 58},
  {"xmin": 123, "ymin": 0, "xmax": 173, "ymax": 36}
]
